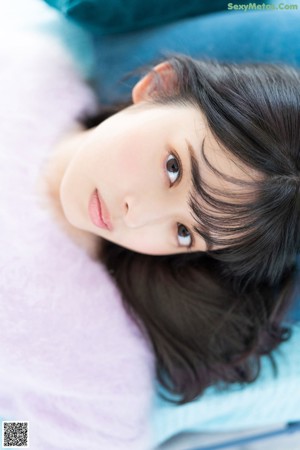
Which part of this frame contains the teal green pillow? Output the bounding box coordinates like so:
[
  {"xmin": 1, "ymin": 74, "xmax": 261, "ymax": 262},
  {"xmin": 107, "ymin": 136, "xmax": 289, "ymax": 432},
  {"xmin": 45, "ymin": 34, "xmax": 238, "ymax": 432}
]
[{"xmin": 43, "ymin": 0, "xmax": 251, "ymax": 35}]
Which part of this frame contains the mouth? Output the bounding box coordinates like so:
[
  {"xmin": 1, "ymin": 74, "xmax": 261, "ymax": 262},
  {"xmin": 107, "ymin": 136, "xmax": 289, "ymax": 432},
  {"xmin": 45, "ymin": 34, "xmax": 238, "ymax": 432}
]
[{"xmin": 88, "ymin": 189, "xmax": 113, "ymax": 231}]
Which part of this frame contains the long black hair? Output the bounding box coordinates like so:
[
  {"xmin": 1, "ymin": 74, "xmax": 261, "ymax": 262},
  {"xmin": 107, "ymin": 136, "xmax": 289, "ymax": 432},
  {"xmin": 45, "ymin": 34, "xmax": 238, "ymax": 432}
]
[{"xmin": 76, "ymin": 54, "xmax": 300, "ymax": 404}]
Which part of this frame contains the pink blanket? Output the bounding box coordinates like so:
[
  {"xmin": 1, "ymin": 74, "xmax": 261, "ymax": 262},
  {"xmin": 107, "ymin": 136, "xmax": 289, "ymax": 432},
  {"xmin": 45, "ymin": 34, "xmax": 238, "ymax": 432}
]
[{"xmin": 0, "ymin": 27, "xmax": 155, "ymax": 450}]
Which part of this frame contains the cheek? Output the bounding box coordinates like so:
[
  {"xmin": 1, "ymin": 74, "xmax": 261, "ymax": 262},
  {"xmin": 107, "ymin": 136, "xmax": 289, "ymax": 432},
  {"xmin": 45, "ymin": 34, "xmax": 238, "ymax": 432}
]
[
  {"xmin": 116, "ymin": 142, "xmax": 147, "ymax": 182},
  {"xmin": 121, "ymin": 150, "xmax": 140, "ymax": 174}
]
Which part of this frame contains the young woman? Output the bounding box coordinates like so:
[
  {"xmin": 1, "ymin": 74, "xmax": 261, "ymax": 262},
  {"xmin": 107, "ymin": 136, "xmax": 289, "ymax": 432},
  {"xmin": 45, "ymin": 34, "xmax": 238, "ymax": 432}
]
[{"xmin": 39, "ymin": 54, "xmax": 300, "ymax": 404}]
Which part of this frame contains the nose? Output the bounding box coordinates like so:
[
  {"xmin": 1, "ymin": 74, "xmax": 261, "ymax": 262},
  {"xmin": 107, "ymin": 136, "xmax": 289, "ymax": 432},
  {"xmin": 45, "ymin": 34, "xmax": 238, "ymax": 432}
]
[{"xmin": 123, "ymin": 196, "xmax": 170, "ymax": 228}]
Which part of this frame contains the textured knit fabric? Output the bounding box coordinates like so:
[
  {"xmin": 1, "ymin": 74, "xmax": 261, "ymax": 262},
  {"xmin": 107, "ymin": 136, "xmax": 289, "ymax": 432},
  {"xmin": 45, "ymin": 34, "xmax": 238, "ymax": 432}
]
[{"xmin": 0, "ymin": 11, "xmax": 155, "ymax": 450}]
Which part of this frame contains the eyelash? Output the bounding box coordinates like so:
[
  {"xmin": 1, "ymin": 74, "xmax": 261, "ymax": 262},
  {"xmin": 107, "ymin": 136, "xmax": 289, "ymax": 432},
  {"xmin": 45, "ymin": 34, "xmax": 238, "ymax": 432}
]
[{"xmin": 165, "ymin": 150, "xmax": 194, "ymax": 249}]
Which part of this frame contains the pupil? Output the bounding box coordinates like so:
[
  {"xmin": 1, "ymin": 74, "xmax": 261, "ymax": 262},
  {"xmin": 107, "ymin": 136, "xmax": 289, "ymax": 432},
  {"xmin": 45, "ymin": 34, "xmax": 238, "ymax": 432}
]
[
  {"xmin": 178, "ymin": 224, "xmax": 189, "ymax": 236},
  {"xmin": 167, "ymin": 158, "xmax": 178, "ymax": 172}
]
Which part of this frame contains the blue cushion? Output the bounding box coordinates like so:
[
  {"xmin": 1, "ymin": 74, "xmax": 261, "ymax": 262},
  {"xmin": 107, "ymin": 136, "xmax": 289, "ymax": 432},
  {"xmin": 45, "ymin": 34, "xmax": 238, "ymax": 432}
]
[
  {"xmin": 42, "ymin": 0, "xmax": 256, "ymax": 35},
  {"xmin": 90, "ymin": 8, "xmax": 300, "ymax": 104}
]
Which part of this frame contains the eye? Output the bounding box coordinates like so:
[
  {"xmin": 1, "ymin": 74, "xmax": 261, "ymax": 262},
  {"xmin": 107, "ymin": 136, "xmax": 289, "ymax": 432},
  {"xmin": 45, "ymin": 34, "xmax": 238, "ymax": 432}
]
[
  {"xmin": 165, "ymin": 152, "xmax": 194, "ymax": 249},
  {"xmin": 177, "ymin": 223, "xmax": 193, "ymax": 248},
  {"xmin": 166, "ymin": 153, "xmax": 181, "ymax": 185}
]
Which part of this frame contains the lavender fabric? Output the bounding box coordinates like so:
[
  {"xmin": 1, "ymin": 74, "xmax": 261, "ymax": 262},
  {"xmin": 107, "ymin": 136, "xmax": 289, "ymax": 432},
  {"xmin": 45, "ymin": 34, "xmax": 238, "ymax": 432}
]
[{"xmin": 0, "ymin": 22, "xmax": 155, "ymax": 450}]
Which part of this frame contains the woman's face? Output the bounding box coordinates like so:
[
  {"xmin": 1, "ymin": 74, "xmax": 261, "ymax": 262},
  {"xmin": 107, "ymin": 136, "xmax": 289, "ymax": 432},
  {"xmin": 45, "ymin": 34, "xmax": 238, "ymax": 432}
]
[{"xmin": 59, "ymin": 101, "xmax": 256, "ymax": 255}]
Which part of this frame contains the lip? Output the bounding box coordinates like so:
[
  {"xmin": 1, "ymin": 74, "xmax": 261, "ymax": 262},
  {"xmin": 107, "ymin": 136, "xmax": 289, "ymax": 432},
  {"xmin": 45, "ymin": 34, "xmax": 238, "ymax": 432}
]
[{"xmin": 88, "ymin": 189, "xmax": 113, "ymax": 231}]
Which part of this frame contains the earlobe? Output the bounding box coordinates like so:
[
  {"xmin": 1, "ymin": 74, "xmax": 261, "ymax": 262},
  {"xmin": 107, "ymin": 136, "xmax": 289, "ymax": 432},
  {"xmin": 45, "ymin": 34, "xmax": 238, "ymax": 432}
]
[{"xmin": 132, "ymin": 61, "xmax": 177, "ymax": 104}]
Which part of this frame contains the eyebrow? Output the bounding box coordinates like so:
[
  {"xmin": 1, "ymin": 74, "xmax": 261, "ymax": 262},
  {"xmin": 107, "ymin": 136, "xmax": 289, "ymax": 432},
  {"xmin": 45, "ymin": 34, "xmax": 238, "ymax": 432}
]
[
  {"xmin": 186, "ymin": 137, "xmax": 205, "ymax": 198},
  {"xmin": 185, "ymin": 137, "xmax": 209, "ymax": 248}
]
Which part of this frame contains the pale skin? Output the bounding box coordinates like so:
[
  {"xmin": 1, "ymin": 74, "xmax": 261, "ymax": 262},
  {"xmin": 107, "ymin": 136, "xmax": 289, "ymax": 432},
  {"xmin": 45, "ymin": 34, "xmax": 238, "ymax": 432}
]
[{"xmin": 36, "ymin": 62, "xmax": 259, "ymax": 260}]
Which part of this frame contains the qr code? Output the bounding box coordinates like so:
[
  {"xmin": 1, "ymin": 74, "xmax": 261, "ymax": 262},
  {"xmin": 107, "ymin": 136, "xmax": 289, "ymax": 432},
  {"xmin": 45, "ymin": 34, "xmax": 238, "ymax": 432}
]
[{"xmin": 2, "ymin": 421, "xmax": 29, "ymax": 448}]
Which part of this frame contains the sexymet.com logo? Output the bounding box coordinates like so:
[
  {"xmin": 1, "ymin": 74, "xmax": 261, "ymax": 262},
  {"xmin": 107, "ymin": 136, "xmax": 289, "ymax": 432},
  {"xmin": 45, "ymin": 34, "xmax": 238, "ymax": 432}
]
[{"xmin": 227, "ymin": 2, "xmax": 299, "ymax": 10}]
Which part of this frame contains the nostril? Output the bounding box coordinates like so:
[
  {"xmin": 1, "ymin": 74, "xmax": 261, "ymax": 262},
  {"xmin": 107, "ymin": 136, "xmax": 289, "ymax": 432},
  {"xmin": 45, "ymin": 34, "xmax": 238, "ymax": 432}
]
[{"xmin": 125, "ymin": 203, "xmax": 129, "ymax": 213}]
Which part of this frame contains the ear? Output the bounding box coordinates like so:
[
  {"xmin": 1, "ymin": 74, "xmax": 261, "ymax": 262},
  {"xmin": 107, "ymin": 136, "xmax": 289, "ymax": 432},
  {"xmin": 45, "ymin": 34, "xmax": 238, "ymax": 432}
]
[{"xmin": 132, "ymin": 61, "xmax": 177, "ymax": 104}]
